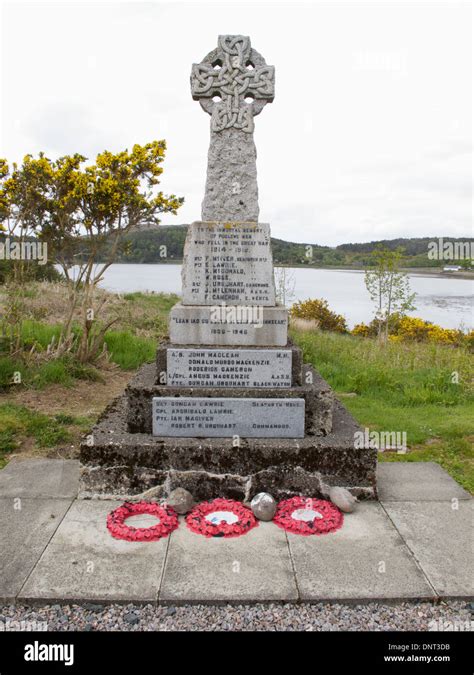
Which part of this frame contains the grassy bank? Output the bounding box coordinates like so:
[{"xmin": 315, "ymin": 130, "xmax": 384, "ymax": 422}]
[
  {"xmin": 0, "ymin": 286, "xmax": 178, "ymax": 389},
  {"xmin": 0, "ymin": 285, "xmax": 177, "ymax": 465},
  {"xmin": 0, "ymin": 404, "xmax": 91, "ymax": 469},
  {"xmin": 0, "ymin": 283, "xmax": 472, "ymax": 493},
  {"xmin": 291, "ymin": 328, "xmax": 473, "ymax": 492}
]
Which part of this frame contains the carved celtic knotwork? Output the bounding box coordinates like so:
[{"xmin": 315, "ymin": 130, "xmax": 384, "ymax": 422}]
[{"xmin": 191, "ymin": 35, "xmax": 275, "ymax": 133}]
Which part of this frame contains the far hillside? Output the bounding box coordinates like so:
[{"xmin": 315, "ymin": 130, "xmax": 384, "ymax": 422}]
[{"xmin": 110, "ymin": 227, "xmax": 473, "ymax": 269}]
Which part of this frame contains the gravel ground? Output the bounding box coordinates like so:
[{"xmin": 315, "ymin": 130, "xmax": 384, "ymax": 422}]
[{"xmin": 0, "ymin": 601, "xmax": 472, "ymax": 632}]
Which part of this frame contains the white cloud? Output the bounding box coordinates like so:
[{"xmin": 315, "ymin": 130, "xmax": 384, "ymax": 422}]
[{"xmin": 1, "ymin": 0, "xmax": 472, "ymax": 245}]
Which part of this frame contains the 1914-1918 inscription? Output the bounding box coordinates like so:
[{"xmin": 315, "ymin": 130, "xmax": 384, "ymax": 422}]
[
  {"xmin": 167, "ymin": 348, "xmax": 292, "ymax": 387},
  {"xmin": 152, "ymin": 397, "xmax": 305, "ymax": 438},
  {"xmin": 181, "ymin": 222, "xmax": 276, "ymax": 306}
]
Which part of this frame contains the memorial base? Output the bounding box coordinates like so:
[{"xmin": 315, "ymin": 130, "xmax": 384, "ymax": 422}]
[{"xmin": 80, "ymin": 368, "xmax": 377, "ymax": 501}]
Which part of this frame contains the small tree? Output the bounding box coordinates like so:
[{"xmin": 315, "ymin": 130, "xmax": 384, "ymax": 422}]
[
  {"xmin": 0, "ymin": 157, "xmax": 46, "ymax": 354},
  {"xmin": 1, "ymin": 157, "xmax": 39, "ymax": 285},
  {"xmin": 364, "ymin": 246, "xmax": 416, "ymax": 342},
  {"xmin": 1, "ymin": 142, "xmax": 183, "ymax": 362},
  {"xmin": 274, "ymin": 266, "xmax": 296, "ymax": 306}
]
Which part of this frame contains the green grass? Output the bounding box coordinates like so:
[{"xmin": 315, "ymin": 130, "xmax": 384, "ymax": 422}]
[
  {"xmin": 0, "ymin": 332, "xmax": 153, "ymax": 387},
  {"xmin": 0, "ymin": 403, "xmax": 91, "ymax": 468},
  {"xmin": 380, "ymin": 438, "xmax": 473, "ymax": 496},
  {"xmin": 104, "ymin": 331, "xmax": 155, "ymax": 370},
  {"xmin": 0, "ymin": 290, "xmax": 170, "ymax": 386},
  {"xmin": 108, "ymin": 291, "xmax": 173, "ymax": 368},
  {"xmin": 0, "ymin": 289, "xmax": 168, "ymax": 464},
  {"xmin": 291, "ymin": 328, "xmax": 474, "ymax": 493},
  {"xmin": 119, "ymin": 292, "xmax": 179, "ymax": 341},
  {"xmin": 0, "ymin": 354, "xmax": 103, "ymax": 390},
  {"xmin": 0, "ymin": 319, "xmax": 90, "ymax": 389},
  {"xmin": 0, "ymin": 356, "xmax": 22, "ymax": 389},
  {"xmin": 2, "ymin": 320, "xmax": 82, "ymax": 352},
  {"xmin": 122, "ymin": 291, "xmax": 179, "ymax": 313},
  {"xmin": 20, "ymin": 320, "xmax": 64, "ymax": 350}
]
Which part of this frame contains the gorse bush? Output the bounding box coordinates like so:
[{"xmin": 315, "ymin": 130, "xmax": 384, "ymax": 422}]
[
  {"xmin": 290, "ymin": 298, "xmax": 347, "ymax": 333},
  {"xmin": 393, "ymin": 316, "xmax": 469, "ymax": 347},
  {"xmin": 0, "ymin": 144, "xmax": 183, "ymax": 364},
  {"xmin": 352, "ymin": 314, "xmax": 471, "ymax": 348}
]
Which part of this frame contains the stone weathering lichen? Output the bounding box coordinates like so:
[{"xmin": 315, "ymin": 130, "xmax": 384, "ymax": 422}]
[
  {"xmin": 191, "ymin": 34, "xmax": 274, "ymax": 133},
  {"xmin": 191, "ymin": 35, "xmax": 274, "ymax": 222}
]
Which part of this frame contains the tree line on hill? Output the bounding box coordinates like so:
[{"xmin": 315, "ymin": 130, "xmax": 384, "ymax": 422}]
[{"xmin": 110, "ymin": 226, "xmax": 472, "ymax": 268}]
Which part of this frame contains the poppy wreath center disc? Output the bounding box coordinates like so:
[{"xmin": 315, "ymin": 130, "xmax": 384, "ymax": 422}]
[
  {"xmin": 186, "ymin": 498, "xmax": 258, "ymax": 538},
  {"xmin": 273, "ymin": 497, "xmax": 343, "ymax": 536},
  {"xmin": 107, "ymin": 501, "xmax": 179, "ymax": 542}
]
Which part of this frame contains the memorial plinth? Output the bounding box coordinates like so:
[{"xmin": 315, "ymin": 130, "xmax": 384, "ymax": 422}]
[
  {"xmin": 81, "ymin": 396, "xmax": 376, "ymax": 501},
  {"xmin": 79, "ymin": 34, "xmax": 377, "ymax": 501}
]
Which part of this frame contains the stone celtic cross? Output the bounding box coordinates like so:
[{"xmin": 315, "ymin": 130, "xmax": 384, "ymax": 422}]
[
  {"xmin": 191, "ymin": 34, "xmax": 275, "ymax": 134},
  {"xmin": 191, "ymin": 35, "xmax": 275, "ymax": 222}
]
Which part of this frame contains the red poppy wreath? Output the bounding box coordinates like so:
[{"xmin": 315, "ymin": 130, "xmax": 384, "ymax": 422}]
[
  {"xmin": 107, "ymin": 501, "xmax": 179, "ymax": 542},
  {"xmin": 186, "ymin": 498, "xmax": 258, "ymax": 538},
  {"xmin": 273, "ymin": 496, "xmax": 344, "ymax": 536}
]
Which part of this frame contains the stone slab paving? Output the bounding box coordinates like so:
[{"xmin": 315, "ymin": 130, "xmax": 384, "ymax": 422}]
[
  {"xmin": 0, "ymin": 458, "xmax": 79, "ymax": 499},
  {"xmin": 287, "ymin": 502, "xmax": 436, "ymax": 602},
  {"xmin": 18, "ymin": 500, "xmax": 168, "ymax": 605},
  {"xmin": 383, "ymin": 501, "xmax": 473, "ymax": 599},
  {"xmin": 0, "ymin": 497, "xmax": 72, "ymax": 603},
  {"xmin": 377, "ymin": 462, "xmax": 471, "ymax": 501},
  {"xmin": 0, "ymin": 459, "xmax": 472, "ymax": 604},
  {"xmin": 160, "ymin": 522, "xmax": 298, "ymax": 604}
]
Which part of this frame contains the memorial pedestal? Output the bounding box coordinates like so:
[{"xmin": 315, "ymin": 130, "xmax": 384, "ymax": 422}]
[
  {"xmin": 80, "ymin": 387, "xmax": 377, "ymax": 501},
  {"xmin": 80, "ymin": 346, "xmax": 377, "ymax": 500},
  {"xmin": 80, "ymin": 218, "xmax": 378, "ymax": 499}
]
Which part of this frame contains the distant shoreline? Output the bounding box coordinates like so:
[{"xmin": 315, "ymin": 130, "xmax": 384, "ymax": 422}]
[{"xmin": 99, "ymin": 259, "xmax": 474, "ymax": 280}]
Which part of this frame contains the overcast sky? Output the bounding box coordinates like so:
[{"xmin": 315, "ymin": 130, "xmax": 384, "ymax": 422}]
[{"xmin": 1, "ymin": 0, "xmax": 472, "ymax": 245}]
